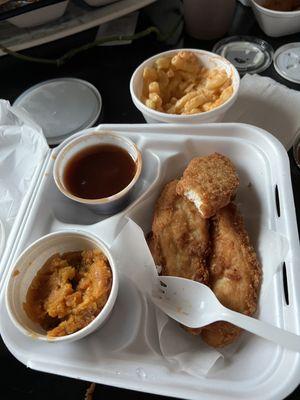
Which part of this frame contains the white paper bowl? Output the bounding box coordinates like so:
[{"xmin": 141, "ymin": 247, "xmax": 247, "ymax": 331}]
[
  {"xmin": 251, "ymin": 0, "xmax": 300, "ymax": 37},
  {"xmin": 5, "ymin": 230, "xmax": 118, "ymax": 343},
  {"xmin": 53, "ymin": 131, "xmax": 142, "ymax": 214},
  {"xmin": 130, "ymin": 48, "xmax": 240, "ymax": 124}
]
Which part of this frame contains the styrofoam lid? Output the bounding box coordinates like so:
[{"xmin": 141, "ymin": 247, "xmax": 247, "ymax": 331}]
[
  {"xmin": 13, "ymin": 78, "xmax": 102, "ymax": 145},
  {"xmin": 274, "ymin": 43, "xmax": 300, "ymax": 84},
  {"xmin": 213, "ymin": 36, "xmax": 274, "ymax": 75}
]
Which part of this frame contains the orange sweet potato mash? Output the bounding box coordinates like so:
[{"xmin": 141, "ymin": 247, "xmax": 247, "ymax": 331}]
[{"xmin": 23, "ymin": 249, "xmax": 112, "ymax": 337}]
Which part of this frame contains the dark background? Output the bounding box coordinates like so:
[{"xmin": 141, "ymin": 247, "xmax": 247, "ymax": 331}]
[{"xmin": 0, "ymin": 1, "xmax": 300, "ymax": 399}]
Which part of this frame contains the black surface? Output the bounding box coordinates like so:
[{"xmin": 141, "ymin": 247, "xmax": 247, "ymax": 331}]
[{"xmin": 0, "ymin": 1, "xmax": 300, "ymax": 399}]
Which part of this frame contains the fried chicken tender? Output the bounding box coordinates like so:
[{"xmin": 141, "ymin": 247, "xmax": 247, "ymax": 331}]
[
  {"xmin": 201, "ymin": 203, "xmax": 262, "ymax": 348},
  {"xmin": 149, "ymin": 179, "xmax": 211, "ymax": 336},
  {"xmin": 149, "ymin": 180, "xmax": 210, "ymax": 284},
  {"xmin": 176, "ymin": 153, "xmax": 239, "ymax": 219}
]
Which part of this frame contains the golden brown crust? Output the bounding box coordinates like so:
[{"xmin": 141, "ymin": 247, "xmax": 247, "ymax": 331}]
[
  {"xmin": 148, "ymin": 180, "xmax": 211, "ymax": 337},
  {"xmin": 148, "ymin": 155, "xmax": 261, "ymax": 349},
  {"xmin": 176, "ymin": 153, "xmax": 239, "ymax": 219},
  {"xmin": 201, "ymin": 203, "xmax": 262, "ymax": 348},
  {"xmin": 201, "ymin": 322, "xmax": 242, "ymax": 348},
  {"xmin": 150, "ymin": 180, "xmax": 210, "ymax": 284}
]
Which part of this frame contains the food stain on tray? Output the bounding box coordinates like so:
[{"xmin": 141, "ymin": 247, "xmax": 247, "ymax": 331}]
[
  {"xmin": 63, "ymin": 144, "xmax": 137, "ymax": 200},
  {"xmin": 23, "ymin": 249, "xmax": 112, "ymax": 337},
  {"xmin": 13, "ymin": 269, "xmax": 20, "ymax": 277}
]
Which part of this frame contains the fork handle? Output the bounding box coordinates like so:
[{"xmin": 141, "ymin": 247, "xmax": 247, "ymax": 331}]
[{"xmin": 221, "ymin": 308, "xmax": 300, "ymax": 352}]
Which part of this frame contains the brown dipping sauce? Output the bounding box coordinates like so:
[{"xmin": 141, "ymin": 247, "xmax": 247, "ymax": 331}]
[
  {"xmin": 64, "ymin": 144, "xmax": 136, "ymax": 199},
  {"xmin": 263, "ymin": 0, "xmax": 300, "ymax": 11}
]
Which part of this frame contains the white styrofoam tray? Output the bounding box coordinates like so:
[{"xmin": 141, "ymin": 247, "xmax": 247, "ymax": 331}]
[{"xmin": 0, "ymin": 123, "xmax": 300, "ymax": 400}]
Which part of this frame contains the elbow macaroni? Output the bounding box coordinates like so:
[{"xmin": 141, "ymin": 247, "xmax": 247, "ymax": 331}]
[{"xmin": 141, "ymin": 51, "xmax": 233, "ymax": 115}]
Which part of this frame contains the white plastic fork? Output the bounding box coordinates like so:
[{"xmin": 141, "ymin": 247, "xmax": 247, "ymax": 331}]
[{"xmin": 151, "ymin": 275, "xmax": 300, "ymax": 352}]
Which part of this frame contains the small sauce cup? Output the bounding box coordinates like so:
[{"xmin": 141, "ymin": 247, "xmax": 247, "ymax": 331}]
[{"xmin": 53, "ymin": 131, "xmax": 142, "ymax": 214}]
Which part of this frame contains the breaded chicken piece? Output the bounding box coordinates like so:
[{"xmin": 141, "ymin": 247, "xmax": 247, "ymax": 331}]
[
  {"xmin": 149, "ymin": 180, "xmax": 211, "ymax": 336},
  {"xmin": 176, "ymin": 153, "xmax": 239, "ymax": 219},
  {"xmin": 149, "ymin": 180, "xmax": 210, "ymax": 284},
  {"xmin": 201, "ymin": 203, "xmax": 262, "ymax": 348}
]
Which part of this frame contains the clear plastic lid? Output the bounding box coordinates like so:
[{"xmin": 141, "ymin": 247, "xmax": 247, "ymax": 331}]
[
  {"xmin": 274, "ymin": 43, "xmax": 300, "ymax": 84},
  {"xmin": 13, "ymin": 78, "xmax": 102, "ymax": 145},
  {"xmin": 213, "ymin": 36, "xmax": 274, "ymax": 75}
]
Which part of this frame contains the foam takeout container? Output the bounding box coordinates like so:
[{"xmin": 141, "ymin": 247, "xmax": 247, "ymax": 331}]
[{"xmin": 0, "ymin": 123, "xmax": 300, "ymax": 400}]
